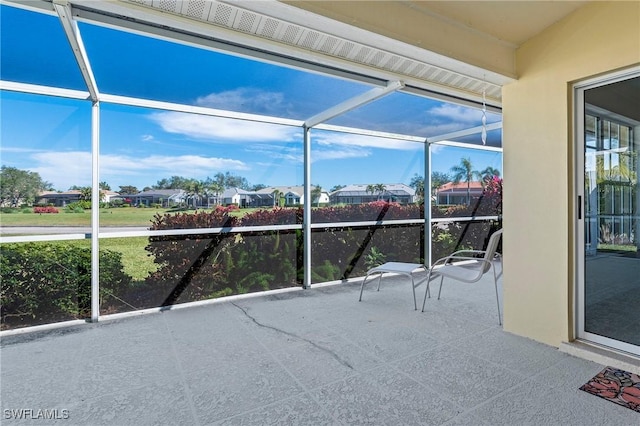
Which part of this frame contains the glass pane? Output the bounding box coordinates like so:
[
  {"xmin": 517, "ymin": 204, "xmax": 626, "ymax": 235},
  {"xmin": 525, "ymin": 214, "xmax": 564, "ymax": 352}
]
[
  {"xmin": 326, "ymin": 91, "xmax": 501, "ymax": 139},
  {"xmin": 79, "ymin": 22, "xmax": 369, "ymax": 118},
  {"xmin": 1, "ymin": 241, "xmax": 91, "ymax": 329},
  {"xmin": 311, "ymin": 224, "xmax": 423, "ymax": 282},
  {"xmin": 310, "ymin": 129, "xmax": 424, "ymax": 223},
  {"xmin": 99, "ymin": 103, "xmax": 302, "ymax": 229},
  {"xmin": 431, "ymin": 220, "xmax": 499, "ymax": 263},
  {"xmin": 431, "ymin": 145, "xmax": 502, "ymax": 217},
  {"xmin": 101, "ymin": 230, "xmax": 301, "ymax": 314},
  {"xmin": 586, "ymin": 115, "xmax": 597, "ymax": 148},
  {"xmin": 0, "ymin": 91, "xmax": 92, "ymax": 235},
  {"xmin": 0, "ymin": 5, "xmax": 86, "ymax": 90},
  {"xmin": 584, "ymin": 83, "xmax": 640, "ymax": 348}
]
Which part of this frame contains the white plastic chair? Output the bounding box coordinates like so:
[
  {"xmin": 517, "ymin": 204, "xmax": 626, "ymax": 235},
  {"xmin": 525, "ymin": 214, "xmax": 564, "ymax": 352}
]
[{"xmin": 421, "ymin": 229, "xmax": 503, "ymax": 325}]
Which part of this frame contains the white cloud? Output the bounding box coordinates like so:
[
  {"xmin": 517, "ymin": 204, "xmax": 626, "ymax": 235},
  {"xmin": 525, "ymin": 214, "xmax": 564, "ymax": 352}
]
[
  {"xmin": 427, "ymin": 104, "xmax": 484, "ymax": 124},
  {"xmin": 141, "ymin": 134, "xmax": 154, "ymax": 142},
  {"xmin": 249, "ymin": 142, "xmax": 370, "ymax": 164},
  {"xmin": 313, "ymin": 132, "xmax": 420, "ymax": 151},
  {"xmin": 248, "ymin": 145, "xmax": 301, "ymax": 163},
  {"xmin": 0, "ymin": 146, "xmax": 45, "ymax": 154},
  {"xmin": 312, "ymin": 146, "xmax": 371, "ymax": 162},
  {"xmin": 27, "ymin": 151, "xmax": 248, "ymax": 190},
  {"xmin": 195, "ymin": 88, "xmax": 288, "ymax": 116},
  {"xmin": 150, "ymin": 111, "xmax": 298, "ymax": 142}
]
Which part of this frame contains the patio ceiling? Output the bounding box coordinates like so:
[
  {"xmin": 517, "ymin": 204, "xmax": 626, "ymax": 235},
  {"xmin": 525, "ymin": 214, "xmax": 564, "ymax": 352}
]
[
  {"xmin": 71, "ymin": 0, "xmax": 588, "ymax": 106},
  {"xmin": 8, "ymin": 1, "xmax": 590, "ymax": 107}
]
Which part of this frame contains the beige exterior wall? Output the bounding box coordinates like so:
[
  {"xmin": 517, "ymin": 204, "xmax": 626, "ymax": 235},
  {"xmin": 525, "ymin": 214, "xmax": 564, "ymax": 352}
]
[{"xmin": 502, "ymin": 2, "xmax": 640, "ymax": 346}]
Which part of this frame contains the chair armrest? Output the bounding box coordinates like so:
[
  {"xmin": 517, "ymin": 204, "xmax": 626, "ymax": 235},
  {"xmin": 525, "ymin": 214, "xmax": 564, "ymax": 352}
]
[
  {"xmin": 431, "ymin": 256, "xmax": 491, "ymax": 268},
  {"xmin": 448, "ymin": 249, "xmax": 487, "ymax": 258}
]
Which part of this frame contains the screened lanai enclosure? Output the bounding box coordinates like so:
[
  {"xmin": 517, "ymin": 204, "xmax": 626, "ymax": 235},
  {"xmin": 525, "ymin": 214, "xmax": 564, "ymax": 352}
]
[{"xmin": 0, "ymin": 1, "xmax": 503, "ymax": 331}]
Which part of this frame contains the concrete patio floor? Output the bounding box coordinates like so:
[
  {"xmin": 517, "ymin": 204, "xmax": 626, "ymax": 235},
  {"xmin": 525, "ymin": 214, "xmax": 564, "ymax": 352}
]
[{"xmin": 1, "ymin": 271, "xmax": 638, "ymax": 425}]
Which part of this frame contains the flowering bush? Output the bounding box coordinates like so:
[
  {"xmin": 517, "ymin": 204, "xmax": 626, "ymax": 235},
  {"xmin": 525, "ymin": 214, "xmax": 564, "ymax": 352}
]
[
  {"xmin": 33, "ymin": 206, "xmax": 59, "ymax": 214},
  {"xmin": 483, "ymin": 176, "xmax": 503, "ymax": 215}
]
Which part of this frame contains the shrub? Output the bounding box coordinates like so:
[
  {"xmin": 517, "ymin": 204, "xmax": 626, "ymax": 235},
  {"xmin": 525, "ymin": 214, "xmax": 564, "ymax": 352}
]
[
  {"xmin": 140, "ymin": 210, "xmax": 240, "ymax": 307},
  {"xmin": 33, "ymin": 206, "xmax": 59, "ymax": 214},
  {"xmin": 134, "ymin": 200, "xmax": 501, "ymax": 309},
  {"xmin": 0, "ymin": 243, "xmax": 131, "ymax": 328},
  {"xmin": 66, "ymin": 201, "xmax": 91, "ymax": 211}
]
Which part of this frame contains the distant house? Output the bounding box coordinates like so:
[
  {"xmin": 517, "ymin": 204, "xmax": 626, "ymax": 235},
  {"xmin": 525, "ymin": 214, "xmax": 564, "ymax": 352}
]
[
  {"xmin": 257, "ymin": 186, "xmax": 328, "ymax": 206},
  {"xmin": 101, "ymin": 190, "xmax": 120, "ymax": 203},
  {"xmin": 36, "ymin": 190, "xmax": 82, "ymax": 207},
  {"xmin": 221, "ymin": 188, "xmax": 273, "ymax": 208},
  {"xmin": 329, "ymin": 184, "xmax": 416, "ymax": 205},
  {"xmin": 436, "ymin": 181, "xmax": 484, "ymax": 205},
  {"xmin": 120, "ymin": 189, "xmax": 186, "ymax": 207},
  {"xmin": 37, "ymin": 189, "xmax": 123, "ymax": 206}
]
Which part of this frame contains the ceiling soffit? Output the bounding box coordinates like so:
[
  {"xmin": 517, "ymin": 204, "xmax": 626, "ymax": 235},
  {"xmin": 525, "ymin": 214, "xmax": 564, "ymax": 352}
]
[{"xmin": 108, "ymin": 0, "xmax": 509, "ymax": 105}]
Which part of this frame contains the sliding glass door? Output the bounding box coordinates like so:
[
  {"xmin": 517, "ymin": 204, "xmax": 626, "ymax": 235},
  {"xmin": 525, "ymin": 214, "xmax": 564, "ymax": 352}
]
[{"xmin": 576, "ymin": 70, "xmax": 640, "ymax": 355}]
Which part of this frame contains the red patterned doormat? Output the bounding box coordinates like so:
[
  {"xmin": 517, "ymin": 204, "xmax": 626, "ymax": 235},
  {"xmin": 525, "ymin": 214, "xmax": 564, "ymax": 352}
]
[{"xmin": 579, "ymin": 366, "xmax": 640, "ymax": 413}]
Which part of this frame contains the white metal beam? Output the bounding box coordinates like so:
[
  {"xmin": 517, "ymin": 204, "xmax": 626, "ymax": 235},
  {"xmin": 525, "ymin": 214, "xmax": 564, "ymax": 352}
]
[
  {"xmin": 304, "ymin": 80, "xmax": 404, "ymax": 128},
  {"xmin": 426, "ymin": 121, "xmax": 502, "ymax": 144},
  {"xmin": 53, "ymin": 0, "xmax": 99, "ymax": 101}
]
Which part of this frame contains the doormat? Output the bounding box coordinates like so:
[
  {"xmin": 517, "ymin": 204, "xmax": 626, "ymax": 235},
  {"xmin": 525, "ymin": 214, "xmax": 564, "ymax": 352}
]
[{"xmin": 579, "ymin": 366, "xmax": 640, "ymax": 413}]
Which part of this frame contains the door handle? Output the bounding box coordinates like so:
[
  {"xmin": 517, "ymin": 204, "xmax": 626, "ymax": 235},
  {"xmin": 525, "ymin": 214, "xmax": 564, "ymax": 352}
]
[{"xmin": 578, "ymin": 195, "xmax": 582, "ymax": 220}]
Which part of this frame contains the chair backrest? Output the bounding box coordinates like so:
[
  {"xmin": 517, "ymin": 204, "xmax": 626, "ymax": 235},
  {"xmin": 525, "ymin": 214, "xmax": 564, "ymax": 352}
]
[{"xmin": 481, "ymin": 229, "xmax": 503, "ymax": 273}]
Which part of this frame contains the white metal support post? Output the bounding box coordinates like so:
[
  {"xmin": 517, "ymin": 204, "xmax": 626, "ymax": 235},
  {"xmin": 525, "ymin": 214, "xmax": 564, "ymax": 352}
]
[
  {"xmin": 90, "ymin": 103, "xmax": 100, "ymax": 322},
  {"xmin": 54, "ymin": 0, "xmax": 101, "ymax": 322},
  {"xmin": 425, "ymin": 139, "xmax": 432, "ymax": 267},
  {"xmin": 303, "ymin": 126, "xmax": 312, "ymax": 289}
]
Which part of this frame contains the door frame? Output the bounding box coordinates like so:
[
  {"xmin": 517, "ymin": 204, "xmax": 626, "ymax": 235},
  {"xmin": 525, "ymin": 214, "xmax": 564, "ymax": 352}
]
[{"xmin": 573, "ymin": 66, "xmax": 640, "ymax": 356}]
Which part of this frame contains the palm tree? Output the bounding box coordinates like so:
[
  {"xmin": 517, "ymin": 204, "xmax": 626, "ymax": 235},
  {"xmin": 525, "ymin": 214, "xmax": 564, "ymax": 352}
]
[
  {"xmin": 365, "ymin": 183, "xmax": 387, "ymax": 201},
  {"xmin": 479, "ymin": 166, "xmax": 501, "ymax": 187},
  {"xmin": 185, "ymin": 180, "xmax": 203, "ymax": 208},
  {"xmin": 272, "ymin": 189, "xmax": 282, "ymax": 207},
  {"xmin": 311, "ymin": 185, "xmax": 322, "ymax": 207},
  {"xmin": 203, "ymin": 180, "xmax": 224, "ymax": 208},
  {"xmin": 450, "ymin": 157, "xmax": 480, "ymax": 205},
  {"xmin": 78, "ymin": 186, "xmax": 92, "ymax": 201},
  {"xmin": 409, "ymin": 174, "xmax": 424, "ymax": 202}
]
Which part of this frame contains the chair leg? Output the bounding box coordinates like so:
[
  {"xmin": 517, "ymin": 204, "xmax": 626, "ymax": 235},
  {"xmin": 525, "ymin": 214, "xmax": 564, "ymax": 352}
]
[
  {"xmin": 359, "ymin": 274, "xmax": 371, "ymax": 301},
  {"xmin": 421, "ymin": 269, "xmax": 434, "ymax": 312},
  {"xmin": 411, "ymin": 275, "xmax": 417, "ymax": 310},
  {"xmin": 493, "ymin": 265, "xmax": 502, "ymax": 326},
  {"xmin": 437, "ymin": 275, "xmax": 445, "ymax": 300},
  {"xmin": 376, "ymin": 273, "xmax": 384, "ymax": 291}
]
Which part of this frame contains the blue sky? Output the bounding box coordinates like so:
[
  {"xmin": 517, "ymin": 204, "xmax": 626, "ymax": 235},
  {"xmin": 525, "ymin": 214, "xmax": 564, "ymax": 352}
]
[{"xmin": 0, "ymin": 4, "xmax": 502, "ymax": 192}]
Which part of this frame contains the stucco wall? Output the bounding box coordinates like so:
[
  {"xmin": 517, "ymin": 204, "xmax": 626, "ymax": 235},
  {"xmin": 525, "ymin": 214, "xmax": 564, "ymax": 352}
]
[{"xmin": 502, "ymin": 1, "xmax": 640, "ymax": 346}]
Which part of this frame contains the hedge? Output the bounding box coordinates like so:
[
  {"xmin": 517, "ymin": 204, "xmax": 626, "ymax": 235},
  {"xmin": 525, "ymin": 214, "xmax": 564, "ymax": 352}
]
[
  {"xmin": 0, "ymin": 242, "xmax": 131, "ymax": 328},
  {"xmin": 1, "ymin": 194, "xmax": 501, "ymax": 327}
]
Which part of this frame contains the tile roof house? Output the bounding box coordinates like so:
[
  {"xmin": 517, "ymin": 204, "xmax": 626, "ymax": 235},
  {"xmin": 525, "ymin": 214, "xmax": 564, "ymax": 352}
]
[{"xmin": 436, "ymin": 181, "xmax": 484, "ymax": 205}]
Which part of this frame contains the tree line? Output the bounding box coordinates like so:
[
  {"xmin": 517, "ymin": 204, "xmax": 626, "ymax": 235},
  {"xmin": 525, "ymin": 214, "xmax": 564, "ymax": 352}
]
[{"xmin": 0, "ymin": 158, "xmax": 501, "ymax": 208}]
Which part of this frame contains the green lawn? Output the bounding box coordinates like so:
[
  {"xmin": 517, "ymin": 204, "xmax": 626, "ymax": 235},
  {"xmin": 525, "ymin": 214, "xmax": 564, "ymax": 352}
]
[
  {"xmin": 100, "ymin": 237, "xmax": 158, "ymax": 280},
  {"xmin": 34, "ymin": 237, "xmax": 157, "ymax": 281},
  {"xmin": 0, "ymin": 207, "xmax": 263, "ymax": 227}
]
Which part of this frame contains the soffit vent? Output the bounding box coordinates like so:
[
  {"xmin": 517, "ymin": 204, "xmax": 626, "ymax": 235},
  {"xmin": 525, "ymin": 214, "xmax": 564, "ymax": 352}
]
[{"xmin": 120, "ymin": 0, "xmax": 502, "ymax": 102}]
